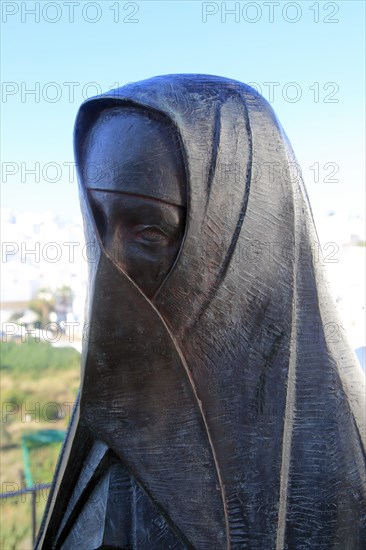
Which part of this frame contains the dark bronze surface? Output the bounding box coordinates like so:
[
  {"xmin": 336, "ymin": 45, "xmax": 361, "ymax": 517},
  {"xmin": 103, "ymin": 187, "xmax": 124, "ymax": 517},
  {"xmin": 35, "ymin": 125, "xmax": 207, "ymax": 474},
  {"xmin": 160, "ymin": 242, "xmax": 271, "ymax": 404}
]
[{"xmin": 36, "ymin": 74, "xmax": 366, "ymax": 549}]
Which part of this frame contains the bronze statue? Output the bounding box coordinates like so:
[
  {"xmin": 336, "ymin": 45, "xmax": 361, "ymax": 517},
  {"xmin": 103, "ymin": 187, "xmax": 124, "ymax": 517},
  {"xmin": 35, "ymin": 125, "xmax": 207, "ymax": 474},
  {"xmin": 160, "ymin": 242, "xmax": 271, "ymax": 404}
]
[{"xmin": 36, "ymin": 75, "xmax": 366, "ymax": 549}]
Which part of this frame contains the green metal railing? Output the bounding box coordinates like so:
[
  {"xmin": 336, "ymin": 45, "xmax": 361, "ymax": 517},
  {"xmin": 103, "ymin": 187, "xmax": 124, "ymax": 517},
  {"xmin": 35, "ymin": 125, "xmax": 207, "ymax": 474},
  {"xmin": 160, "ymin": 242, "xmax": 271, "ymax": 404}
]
[
  {"xmin": 0, "ymin": 429, "xmax": 65, "ymax": 544},
  {"xmin": 21, "ymin": 429, "xmax": 65, "ymax": 487}
]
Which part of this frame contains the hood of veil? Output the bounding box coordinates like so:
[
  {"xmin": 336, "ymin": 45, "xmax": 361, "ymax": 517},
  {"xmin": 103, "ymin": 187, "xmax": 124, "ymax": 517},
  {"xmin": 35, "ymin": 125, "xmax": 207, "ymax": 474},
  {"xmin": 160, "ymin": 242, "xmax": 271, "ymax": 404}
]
[{"xmin": 37, "ymin": 74, "xmax": 365, "ymax": 549}]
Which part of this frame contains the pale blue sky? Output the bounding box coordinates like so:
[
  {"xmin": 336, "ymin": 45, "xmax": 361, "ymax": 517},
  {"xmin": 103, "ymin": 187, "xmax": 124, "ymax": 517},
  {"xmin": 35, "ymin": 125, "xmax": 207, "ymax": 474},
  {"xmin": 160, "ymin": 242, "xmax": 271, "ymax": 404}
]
[{"xmin": 1, "ymin": 0, "xmax": 365, "ymax": 221}]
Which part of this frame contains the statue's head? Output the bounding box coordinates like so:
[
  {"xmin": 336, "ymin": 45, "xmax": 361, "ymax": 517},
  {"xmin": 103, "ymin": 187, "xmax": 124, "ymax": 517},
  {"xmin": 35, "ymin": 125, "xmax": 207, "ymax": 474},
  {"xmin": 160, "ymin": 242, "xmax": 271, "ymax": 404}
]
[{"xmin": 81, "ymin": 107, "xmax": 187, "ymax": 299}]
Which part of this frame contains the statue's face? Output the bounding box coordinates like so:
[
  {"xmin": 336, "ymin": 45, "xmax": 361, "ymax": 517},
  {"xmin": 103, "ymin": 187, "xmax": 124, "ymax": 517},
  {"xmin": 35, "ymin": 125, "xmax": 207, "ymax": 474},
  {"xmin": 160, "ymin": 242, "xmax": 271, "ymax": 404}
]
[{"xmin": 84, "ymin": 111, "xmax": 186, "ymax": 299}]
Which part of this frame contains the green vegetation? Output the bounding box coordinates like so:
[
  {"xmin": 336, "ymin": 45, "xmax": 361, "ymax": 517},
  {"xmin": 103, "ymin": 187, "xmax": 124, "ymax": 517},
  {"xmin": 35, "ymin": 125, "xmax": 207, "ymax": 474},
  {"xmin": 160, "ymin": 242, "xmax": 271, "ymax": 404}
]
[
  {"xmin": 28, "ymin": 287, "xmax": 55, "ymax": 324},
  {"xmin": 0, "ymin": 340, "xmax": 80, "ymax": 549},
  {"xmin": 1, "ymin": 339, "xmax": 80, "ymax": 374}
]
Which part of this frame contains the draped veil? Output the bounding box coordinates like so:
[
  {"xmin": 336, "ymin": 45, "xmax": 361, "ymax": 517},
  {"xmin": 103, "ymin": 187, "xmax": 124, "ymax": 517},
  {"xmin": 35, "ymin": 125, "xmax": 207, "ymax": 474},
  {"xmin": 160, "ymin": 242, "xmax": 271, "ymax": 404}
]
[{"xmin": 36, "ymin": 75, "xmax": 365, "ymax": 550}]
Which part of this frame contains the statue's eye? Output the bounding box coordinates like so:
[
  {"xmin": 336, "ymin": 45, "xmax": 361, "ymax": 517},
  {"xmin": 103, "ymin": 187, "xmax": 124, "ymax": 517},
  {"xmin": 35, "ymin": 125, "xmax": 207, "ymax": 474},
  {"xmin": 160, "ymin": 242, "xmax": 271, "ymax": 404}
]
[{"xmin": 137, "ymin": 226, "xmax": 169, "ymax": 243}]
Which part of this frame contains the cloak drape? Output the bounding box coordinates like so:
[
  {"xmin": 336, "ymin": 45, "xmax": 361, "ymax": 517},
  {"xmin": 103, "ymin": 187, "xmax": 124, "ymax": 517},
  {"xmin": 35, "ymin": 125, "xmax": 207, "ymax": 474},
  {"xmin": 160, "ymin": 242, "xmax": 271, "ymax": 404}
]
[{"xmin": 36, "ymin": 74, "xmax": 365, "ymax": 550}]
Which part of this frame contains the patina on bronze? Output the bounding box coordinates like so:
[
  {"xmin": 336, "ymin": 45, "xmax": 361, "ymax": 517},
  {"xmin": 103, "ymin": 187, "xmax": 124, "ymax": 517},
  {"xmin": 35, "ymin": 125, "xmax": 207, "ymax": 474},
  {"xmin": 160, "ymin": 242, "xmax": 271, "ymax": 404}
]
[{"xmin": 36, "ymin": 75, "xmax": 366, "ymax": 549}]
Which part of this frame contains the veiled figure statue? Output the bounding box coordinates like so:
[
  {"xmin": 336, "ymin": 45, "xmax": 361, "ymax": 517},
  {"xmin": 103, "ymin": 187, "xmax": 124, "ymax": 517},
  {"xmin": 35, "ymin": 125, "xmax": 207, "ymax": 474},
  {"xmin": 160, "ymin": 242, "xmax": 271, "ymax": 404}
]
[{"xmin": 36, "ymin": 75, "xmax": 365, "ymax": 550}]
